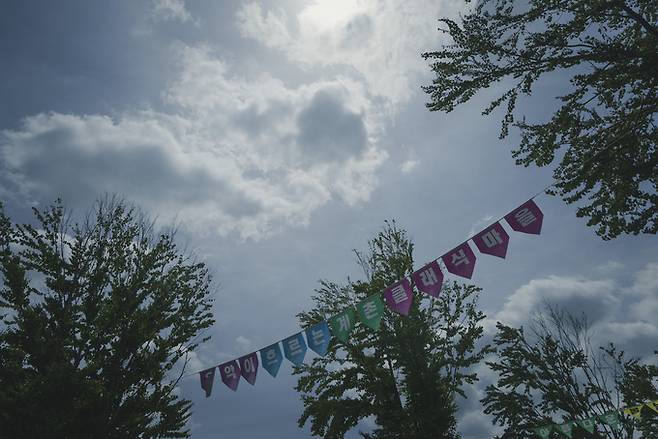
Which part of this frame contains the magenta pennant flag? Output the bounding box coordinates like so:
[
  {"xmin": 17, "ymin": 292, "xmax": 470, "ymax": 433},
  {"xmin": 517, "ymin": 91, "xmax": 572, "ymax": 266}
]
[
  {"xmin": 441, "ymin": 242, "xmax": 476, "ymax": 279},
  {"xmin": 473, "ymin": 222, "xmax": 510, "ymax": 258},
  {"xmin": 411, "ymin": 260, "xmax": 444, "ymax": 297},
  {"xmin": 239, "ymin": 352, "xmax": 259, "ymax": 386},
  {"xmin": 219, "ymin": 360, "xmax": 241, "ymax": 392},
  {"xmin": 504, "ymin": 199, "xmax": 543, "ymax": 235},
  {"xmin": 383, "ymin": 278, "xmax": 414, "ymax": 316},
  {"xmin": 199, "ymin": 367, "xmax": 216, "ymax": 398}
]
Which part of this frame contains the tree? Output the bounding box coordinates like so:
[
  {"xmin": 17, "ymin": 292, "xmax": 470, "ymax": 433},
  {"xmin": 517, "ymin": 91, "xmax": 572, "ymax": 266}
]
[
  {"xmin": 0, "ymin": 198, "xmax": 215, "ymax": 438},
  {"xmin": 422, "ymin": 0, "xmax": 658, "ymax": 239},
  {"xmin": 294, "ymin": 221, "xmax": 492, "ymax": 438},
  {"xmin": 483, "ymin": 304, "xmax": 658, "ymax": 438}
]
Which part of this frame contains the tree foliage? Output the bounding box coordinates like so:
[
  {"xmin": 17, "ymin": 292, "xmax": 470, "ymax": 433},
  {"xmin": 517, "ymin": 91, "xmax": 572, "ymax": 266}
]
[
  {"xmin": 423, "ymin": 0, "xmax": 658, "ymax": 239},
  {"xmin": 294, "ymin": 221, "xmax": 492, "ymax": 438},
  {"xmin": 0, "ymin": 199, "xmax": 215, "ymax": 438},
  {"xmin": 483, "ymin": 305, "xmax": 658, "ymax": 438}
]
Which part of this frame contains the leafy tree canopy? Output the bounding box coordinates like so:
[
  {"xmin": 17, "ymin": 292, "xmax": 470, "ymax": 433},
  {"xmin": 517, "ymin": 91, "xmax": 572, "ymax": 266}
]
[
  {"xmin": 483, "ymin": 305, "xmax": 658, "ymax": 438},
  {"xmin": 423, "ymin": 0, "xmax": 658, "ymax": 239},
  {"xmin": 0, "ymin": 199, "xmax": 215, "ymax": 438},
  {"xmin": 294, "ymin": 221, "xmax": 492, "ymax": 438}
]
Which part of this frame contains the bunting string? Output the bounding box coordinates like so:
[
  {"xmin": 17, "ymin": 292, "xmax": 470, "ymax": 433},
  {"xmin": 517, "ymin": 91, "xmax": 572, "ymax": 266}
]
[
  {"xmin": 530, "ymin": 399, "xmax": 658, "ymax": 438},
  {"xmin": 185, "ymin": 121, "xmax": 638, "ymax": 392},
  {"xmin": 189, "ymin": 194, "xmax": 547, "ymax": 395}
]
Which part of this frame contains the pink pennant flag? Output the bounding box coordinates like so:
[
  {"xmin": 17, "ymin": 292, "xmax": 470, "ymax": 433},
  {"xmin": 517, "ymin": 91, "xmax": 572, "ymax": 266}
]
[
  {"xmin": 504, "ymin": 200, "xmax": 543, "ymax": 235},
  {"xmin": 239, "ymin": 352, "xmax": 259, "ymax": 386},
  {"xmin": 473, "ymin": 222, "xmax": 510, "ymax": 258},
  {"xmin": 412, "ymin": 260, "xmax": 444, "ymax": 297},
  {"xmin": 441, "ymin": 242, "xmax": 476, "ymax": 279},
  {"xmin": 219, "ymin": 360, "xmax": 241, "ymax": 391},
  {"xmin": 383, "ymin": 278, "xmax": 414, "ymax": 316},
  {"xmin": 199, "ymin": 367, "xmax": 216, "ymax": 398}
]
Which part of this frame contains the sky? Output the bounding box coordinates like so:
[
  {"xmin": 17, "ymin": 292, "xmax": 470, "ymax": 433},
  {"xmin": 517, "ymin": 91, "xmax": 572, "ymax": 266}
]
[{"xmin": 1, "ymin": 1, "xmax": 656, "ymax": 438}]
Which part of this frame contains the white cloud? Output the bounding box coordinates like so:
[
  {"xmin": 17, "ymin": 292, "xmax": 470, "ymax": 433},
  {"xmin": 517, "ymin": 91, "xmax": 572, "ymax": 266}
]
[
  {"xmin": 400, "ymin": 159, "xmax": 419, "ymax": 174},
  {"xmin": 467, "ymin": 214, "xmax": 495, "ymax": 238},
  {"xmin": 485, "ymin": 263, "xmax": 658, "ymax": 357},
  {"xmin": 151, "ymin": 0, "xmax": 194, "ymax": 23},
  {"xmin": 490, "ymin": 275, "xmax": 619, "ymax": 330},
  {"xmin": 235, "ymin": 335, "xmax": 253, "ymax": 352},
  {"xmin": 0, "ymin": 45, "xmax": 387, "ymax": 240},
  {"xmin": 627, "ymin": 262, "xmax": 658, "ymax": 322},
  {"xmin": 236, "ymin": 0, "xmax": 465, "ymax": 107}
]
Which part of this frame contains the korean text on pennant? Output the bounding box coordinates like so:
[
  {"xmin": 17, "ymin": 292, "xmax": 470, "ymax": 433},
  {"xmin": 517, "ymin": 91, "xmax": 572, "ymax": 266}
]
[
  {"xmin": 259, "ymin": 343, "xmax": 283, "ymax": 378},
  {"xmin": 199, "ymin": 367, "xmax": 216, "ymax": 398},
  {"xmin": 504, "ymin": 199, "xmax": 544, "ymax": 235},
  {"xmin": 441, "ymin": 242, "xmax": 476, "ymax": 279},
  {"xmin": 411, "ymin": 260, "xmax": 444, "ymax": 297},
  {"xmin": 218, "ymin": 360, "xmax": 241, "ymax": 391},
  {"xmin": 383, "ymin": 278, "xmax": 414, "ymax": 316},
  {"xmin": 329, "ymin": 308, "xmax": 356, "ymax": 342},
  {"xmin": 239, "ymin": 352, "xmax": 259, "ymax": 385},
  {"xmin": 356, "ymin": 294, "xmax": 385, "ymax": 330},
  {"xmin": 283, "ymin": 332, "xmax": 307, "ymax": 366},
  {"xmin": 305, "ymin": 321, "xmax": 331, "ymax": 356},
  {"xmin": 473, "ymin": 221, "xmax": 510, "ymax": 258}
]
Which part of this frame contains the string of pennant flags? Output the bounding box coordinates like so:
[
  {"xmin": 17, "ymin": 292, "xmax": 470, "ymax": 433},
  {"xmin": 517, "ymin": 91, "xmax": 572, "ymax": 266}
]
[
  {"xmin": 531, "ymin": 399, "xmax": 658, "ymax": 438},
  {"xmin": 196, "ymin": 198, "xmax": 546, "ymax": 398}
]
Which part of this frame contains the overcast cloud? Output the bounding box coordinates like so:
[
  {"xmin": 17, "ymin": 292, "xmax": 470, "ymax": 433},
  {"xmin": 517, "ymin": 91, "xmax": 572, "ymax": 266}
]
[{"xmin": 1, "ymin": 1, "xmax": 656, "ymax": 438}]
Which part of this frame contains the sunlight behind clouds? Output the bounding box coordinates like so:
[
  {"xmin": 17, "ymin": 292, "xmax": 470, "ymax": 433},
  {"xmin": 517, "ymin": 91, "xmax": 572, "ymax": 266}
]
[{"xmin": 236, "ymin": 0, "xmax": 465, "ymax": 107}]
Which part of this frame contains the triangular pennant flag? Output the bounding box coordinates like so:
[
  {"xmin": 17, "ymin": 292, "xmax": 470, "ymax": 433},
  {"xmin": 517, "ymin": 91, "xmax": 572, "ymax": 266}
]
[
  {"xmin": 282, "ymin": 332, "xmax": 307, "ymax": 366},
  {"xmin": 356, "ymin": 294, "xmax": 385, "ymax": 330},
  {"xmin": 219, "ymin": 360, "xmax": 241, "ymax": 391},
  {"xmin": 239, "ymin": 352, "xmax": 259, "ymax": 385},
  {"xmin": 623, "ymin": 404, "xmax": 644, "ymax": 419},
  {"xmin": 199, "ymin": 367, "xmax": 216, "ymax": 398},
  {"xmin": 577, "ymin": 417, "xmax": 596, "ymax": 433},
  {"xmin": 411, "ymin": 260, "xmax": 444, "ymax": 297},
  {"xmin": 646, "ymin": 400, "xmax": 658, "ymax": 414},
  {"xmin": 329, "ymin": 307, "xmax": 356, "ymax": 342},
  {"xmin": 260, "ymin": 342, "xmax": 283, "ymax": 378},
  {"xmin": 532, "ymin": 425, "xmax": 553, "ymax": 439},
  {"xmin": 556, "ymin": 421, "xmax": 575, "ymax": 438},
  {"xmin": 473, "ymin": 221, "xmax": 510, "ymax": 258},
  {"xmin": 598, "ymin": 411, "xmax": 622, "ymax": 430},
  {"xmin": 441, "ymin": 242, "xmax": 477, "ymax": 279},
  {"xmin": 504, "ymin": 199, "xmax": 544, "ymax": 235},
  {"xmin": 305, "ymin": 321, "xmax": 331, "ymax": 356},
  {"xmin": 383, "ymin": 278, "xmax": 414, "ymax": 315}
]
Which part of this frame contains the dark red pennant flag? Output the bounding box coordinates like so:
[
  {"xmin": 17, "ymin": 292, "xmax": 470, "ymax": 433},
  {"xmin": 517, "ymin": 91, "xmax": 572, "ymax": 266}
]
[
  {"xmin": 412, "ymin": 260, "xmax": 444, "ymax": 297},
  {"xmin": 239, "ymin": 352, "xmax": 259, "ymax": 385},
  {"xmin": 473, "ymin": 221, "xmax": 510, "ymax": 258},
  {"xmin": 441, "ymin": 242, "xmax": 476, "ymax": 279},
  {"xmin": 504, "ymin": 200, "xmax": 543, "ymax": 235},
  {"xmin": 199, "ymin": 367, "xmax": 216, "ymax": 398},
  {"xmin": 219, "ymin": 360, "xmax": 241, "ymax": 391}
]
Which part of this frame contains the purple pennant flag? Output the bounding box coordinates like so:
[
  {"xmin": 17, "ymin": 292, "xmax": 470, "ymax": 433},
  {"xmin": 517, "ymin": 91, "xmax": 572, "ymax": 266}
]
[
  {"xmin": 239, "ymin": 352, "xmax": 259, "ymax": 386},
  {"xmin": 411, "ymin": 260, "xmax": 444, "ymax": 297},
  {"xmin": 199, "ymin": 367, "xmax": 216, "ymax": 398},
  {"xmin": 504, "ymin": 199, "xmax": 543, "ymax": 235},
  {"xmin": 219, "ymin": 360, "xmax": 241, "ymax": 392},
  {"xmin": 383, "ymin": 278, "xmax": 414, "ymax": 316},
  {"xmin": 441, "ymin": 242, "xmax": 476, "ymax": 279},
  {"xmin": 473, "ymin": 222, "xmax": 510, "ymax": 258}
]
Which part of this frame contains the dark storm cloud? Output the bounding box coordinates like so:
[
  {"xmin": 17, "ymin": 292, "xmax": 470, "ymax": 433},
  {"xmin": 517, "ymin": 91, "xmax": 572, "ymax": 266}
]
[{"xmin": 297, "ymin": 90, "xmax": 368, "ymax": 162}]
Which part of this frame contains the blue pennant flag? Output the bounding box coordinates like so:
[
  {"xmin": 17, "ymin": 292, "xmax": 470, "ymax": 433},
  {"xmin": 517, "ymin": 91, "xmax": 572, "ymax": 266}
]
[
  {"xmin": 260, "ymin": 342, "xmax": 283, "ymax": 377},
  {"xmin": 282, "ymin": 332, "xmax": 307, "ymax": 366},
  {"xmin": 305, "ymin": 321, "xmax": 331, "ymax": 356}
]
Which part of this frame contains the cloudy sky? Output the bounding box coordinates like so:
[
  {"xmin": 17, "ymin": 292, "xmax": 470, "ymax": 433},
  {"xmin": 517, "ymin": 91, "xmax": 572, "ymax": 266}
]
[{"xmin": 1, "ymin": 1, "xmax": 656, "ymax": 437}]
